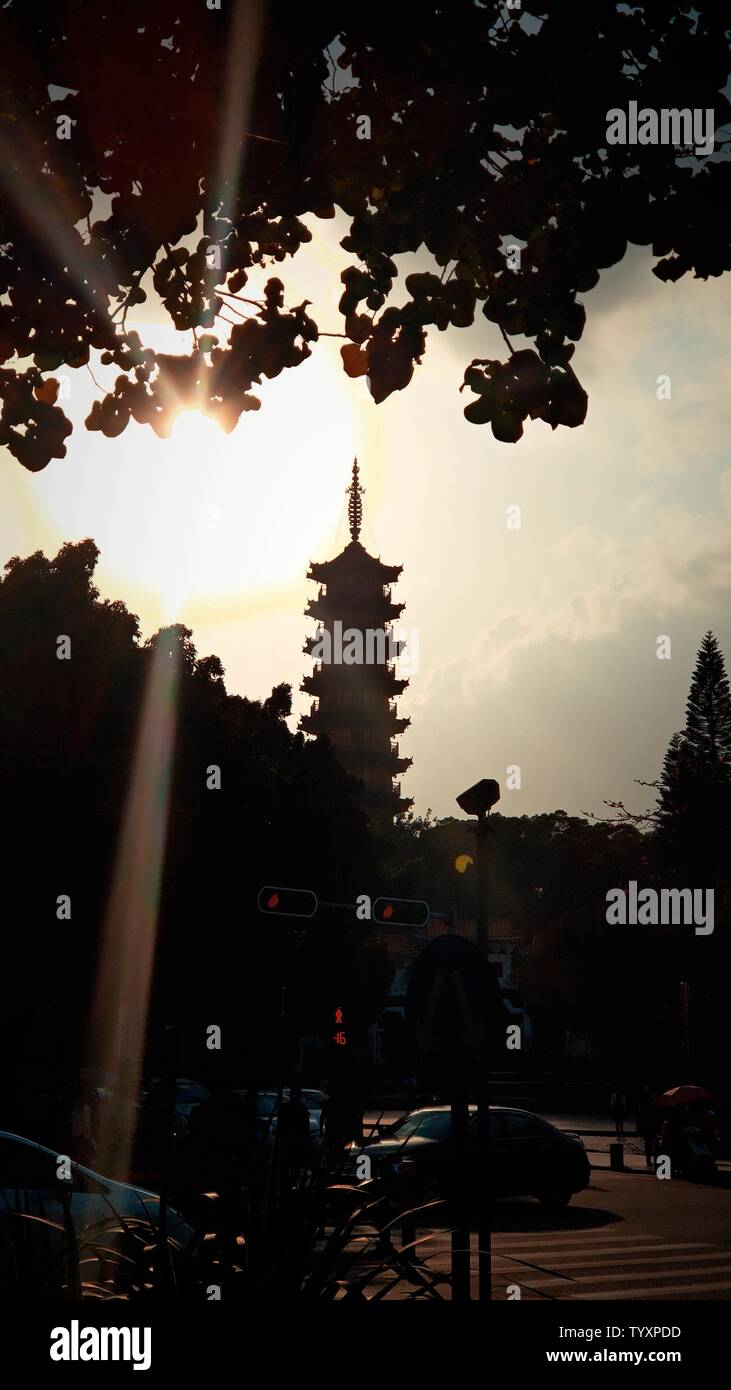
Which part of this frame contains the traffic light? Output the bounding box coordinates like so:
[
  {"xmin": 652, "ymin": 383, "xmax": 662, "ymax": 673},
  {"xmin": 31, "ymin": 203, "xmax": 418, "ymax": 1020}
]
[
  {"xmin": 257, "ymin": 886, "xmax": 318, "ymax": 918},
  {"xmin": 372, "ymin": 896, "xmax": 430, "ymax": 928}
]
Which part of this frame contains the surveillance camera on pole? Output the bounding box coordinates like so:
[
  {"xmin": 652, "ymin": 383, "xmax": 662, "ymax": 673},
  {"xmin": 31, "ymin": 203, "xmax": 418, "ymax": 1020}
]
[{"xmin": 456, "ymin": 778, "xmax": 500, "ymax": 822}]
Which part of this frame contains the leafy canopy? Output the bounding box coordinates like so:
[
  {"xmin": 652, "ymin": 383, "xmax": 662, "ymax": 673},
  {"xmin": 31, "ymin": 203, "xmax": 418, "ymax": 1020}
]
[{"xmin": 1, "ymin": 0, "xmax": 730, "ymax": 468}]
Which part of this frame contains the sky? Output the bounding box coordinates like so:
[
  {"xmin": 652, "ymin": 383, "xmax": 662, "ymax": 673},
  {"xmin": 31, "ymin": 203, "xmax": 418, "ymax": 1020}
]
[{"xmin": 2, "ymin": 214, "xmax": 730, "ymax": 823}]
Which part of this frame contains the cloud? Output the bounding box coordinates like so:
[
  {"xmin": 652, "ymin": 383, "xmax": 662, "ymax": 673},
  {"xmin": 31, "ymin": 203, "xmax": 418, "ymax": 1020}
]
[{"xmin": 431, "ymin": 493, "xmax": 731, "ymax": 701}]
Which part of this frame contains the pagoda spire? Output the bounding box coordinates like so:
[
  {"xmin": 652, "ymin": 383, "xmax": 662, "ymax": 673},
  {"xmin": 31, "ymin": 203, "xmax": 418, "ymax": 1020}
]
[{"xmin": 346, "ymin": 458, "xmax": 364, "ymax": 542}]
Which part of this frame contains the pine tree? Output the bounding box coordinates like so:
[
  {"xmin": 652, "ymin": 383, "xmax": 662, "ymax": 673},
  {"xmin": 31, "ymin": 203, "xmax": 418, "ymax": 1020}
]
[
  {"xmin": 657, "ymin": 731, "xmax": 694, "ymax": 827},
  {"xmin": 656, "ymin": 634, "xmax": 731, "ymax": 875},
  {"xmin": 685, "ymin": 631, "xmax": 731, "ymax": 775}
]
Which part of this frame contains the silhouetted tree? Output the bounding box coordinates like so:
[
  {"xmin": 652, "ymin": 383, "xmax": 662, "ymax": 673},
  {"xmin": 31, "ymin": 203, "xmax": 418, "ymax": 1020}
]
[
  {"xmin": 656, "ymin": 632, "xmax": 731, "ymax": 876},
  {"xmin": 685, "ymin": 630, "xmax": 731, "ymax": 772},
  {"xmin": 1, "ymin": 1, "xmax": 730, "ymax": 467},
  {"xmin": 0, "ymin": 541, "xmax": 388, "ymax": 1091},
  {"xmin": 651, "ymin": 635, "xmax": 731, "ymax": 1092},
  {"xmin": 655, "ymin": 732, "xmax": 695, "ymax": 853}
]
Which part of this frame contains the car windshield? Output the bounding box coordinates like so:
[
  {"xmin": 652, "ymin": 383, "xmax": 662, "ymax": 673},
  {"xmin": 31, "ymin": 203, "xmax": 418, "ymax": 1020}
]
[
  {"xmin": 176, "ymin": 1081, "xmax": 207, "ymax": 1102},
  {"xmin": 391, "ymin": 1111, "xmax": 451, "ymax": 1140}
]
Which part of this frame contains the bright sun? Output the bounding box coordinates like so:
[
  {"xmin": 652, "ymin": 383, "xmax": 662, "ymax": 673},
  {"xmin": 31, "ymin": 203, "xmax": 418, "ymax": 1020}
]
[
  {"xmin": 12, "ymin": 331, "xmax": 364, "ymax": 634},
  {"xmin": 3, "ymin": 213, "xmax": 381, "ymax": 652}
]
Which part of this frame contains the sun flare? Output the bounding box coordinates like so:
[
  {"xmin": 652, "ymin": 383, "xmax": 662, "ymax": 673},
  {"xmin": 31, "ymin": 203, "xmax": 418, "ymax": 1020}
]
[{"xmin": 6, "ymin": 329, "xmax": 364, "ymax": 636}]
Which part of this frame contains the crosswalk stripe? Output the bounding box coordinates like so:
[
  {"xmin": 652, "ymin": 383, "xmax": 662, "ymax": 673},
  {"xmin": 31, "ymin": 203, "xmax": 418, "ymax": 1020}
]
[
  {"xmin": 492, "ymin": 1241, "xmax": 710, "ymax": 1261},
  {"xmin": 492, "ymin": 1230, "xmax": 731, "ymax": 1301},
  {"xmin": 491, "ymin": 1234, "xmax": 704, "ymax": 1250},
  {"xmin": 494, "ymin": 1250, "xmax": 731, "ymax": 1273},
  {"xmin": 571, "ymin": 1280, "xmax": 731, "ymax": 1300},
  {"xmin": 524, "ymin": 1265, "xmax": 731, "ymax": 1289}
]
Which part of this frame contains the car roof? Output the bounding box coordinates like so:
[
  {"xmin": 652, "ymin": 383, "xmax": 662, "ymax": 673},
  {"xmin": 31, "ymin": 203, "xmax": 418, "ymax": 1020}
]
[
  {"xmin": 490, "ymin": 1106, "xmax": 544, "ymax": 1117},
  {"xmin": 398, "ymin": 1105, "xmax": 478, "ymax": 1115},
  {"xmin": 397, "ymin": 1105, "xmax": 545, "ymax": 1119},
  {"xmin": 0, "ymin": 1130, "xmax": 161, "ymax": 1200}
]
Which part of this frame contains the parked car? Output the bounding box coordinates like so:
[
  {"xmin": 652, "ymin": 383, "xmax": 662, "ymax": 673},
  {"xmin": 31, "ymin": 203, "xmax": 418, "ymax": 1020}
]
[
  {"xmin": 233, "ymin": 1087, "xmax": 327, "ymax": 1154},
  {"xmin": 140, "ymin": 1077, "xmax": 209, "ymax": 1139},
  {"xmin": 0, "ymin": 1129, "xmax": 193, "ymax": 1295},
  {"xmin": 490, "ymin": 1107, "xmax": 590, "ymax": 1206},
  {"xmin": 342, "ymin": 1105, "xmax": 590, "ymax": 1208}
]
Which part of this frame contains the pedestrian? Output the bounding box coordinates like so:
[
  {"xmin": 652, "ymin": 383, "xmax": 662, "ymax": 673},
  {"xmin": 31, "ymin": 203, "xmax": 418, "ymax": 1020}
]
[
  {"xmin": 657, "ymin": 1108, "xmax": 685, "ymax": 1174},
  {"xmin": 276, "ymin": 1084, "xmax": 311, "ymax": 1195},
  {"xmin": 636, "ymin": 1096, "xmax": 657, "ymax": 1167},
  {"xmin": 609, "ymin": 1086, "xmax": 626, "ymax": 1140}
]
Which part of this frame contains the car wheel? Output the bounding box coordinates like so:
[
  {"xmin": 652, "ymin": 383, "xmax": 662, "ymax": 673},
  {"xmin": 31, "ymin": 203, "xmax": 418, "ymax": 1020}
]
[{"xmin": 538, "ymin": 1174, "xmax": 574, "ymax": 1209}]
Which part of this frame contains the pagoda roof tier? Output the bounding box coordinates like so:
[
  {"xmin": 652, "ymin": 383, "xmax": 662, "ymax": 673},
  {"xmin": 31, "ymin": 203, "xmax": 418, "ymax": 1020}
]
[
  {"xmin": 300, "ymin": 717, "xmax": 408, "ymax": 744},
  {"xmin": 307, "ymin": 540, "xmax": 402, "ymax": 585},
  {"xmin": 301, "ymin": 668, "xmax": 409, "ymax": 697},
  {"xmin": 299, "ymin": 703, "xmax": 410, "ymax": 734},
  {"xmin": 353, "ymin": 785, "xmax": 414, "ymax": 819},
  {"xmin": 379, "ymin": 787, "xmax": 415, "ymax": 817},
  {"xmin": 303, "ymin": 632, "xmax": 406, "ymax": 659},
  {"xmin": 305, "ymin": 596, "xmax": 406, "ymax": 624},
  {"xmin": 329, "ymin": 746, "xmax": 412, "ymax": 774}
]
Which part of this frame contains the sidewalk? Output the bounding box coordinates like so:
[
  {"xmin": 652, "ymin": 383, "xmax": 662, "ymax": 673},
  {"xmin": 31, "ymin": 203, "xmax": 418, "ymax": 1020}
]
[
  {"xmin": 539, "ymin": 1114, "xmax": 731, "ymax": 1175},
  {"xmin": 586, "ymin": 1136, "xmax": 653, "ymax": 1171},
  {"xmin": 584, "ymin": 1135, "xmax": 731, "ymax": 1175}
]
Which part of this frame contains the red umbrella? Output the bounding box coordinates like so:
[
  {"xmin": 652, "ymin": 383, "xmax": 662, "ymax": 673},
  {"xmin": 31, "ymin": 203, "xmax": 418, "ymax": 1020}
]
[{"xmin": 655, "ymin": 1085, "xmax": 711, "ymax": 1107}]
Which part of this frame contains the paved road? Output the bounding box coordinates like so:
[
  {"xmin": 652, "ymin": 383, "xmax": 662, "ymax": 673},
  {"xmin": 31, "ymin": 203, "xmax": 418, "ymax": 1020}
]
[
  {"xmin": 337, "ymin": 1165, "xmax": 731, "ymax": 1301},
  {"xmin": 491, "ymin": 1167, "xmax": 731, "ymax": 1300}
]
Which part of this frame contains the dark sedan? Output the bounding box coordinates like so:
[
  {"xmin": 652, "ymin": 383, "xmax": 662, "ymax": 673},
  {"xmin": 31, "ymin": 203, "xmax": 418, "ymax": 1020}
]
[{"xmin": 343, "ymin": 1105, "xmax": 590, "ymax": 1208}]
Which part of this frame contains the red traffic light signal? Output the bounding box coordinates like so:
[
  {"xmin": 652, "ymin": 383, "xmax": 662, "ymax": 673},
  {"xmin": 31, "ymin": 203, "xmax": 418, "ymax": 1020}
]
[
  {"xmin": 257, "ymin": 886, "xmax": 318, "ymax": 918},
  {"xmin": 373, "ymin": 896, "xmax": 430, "ymax": 929}
]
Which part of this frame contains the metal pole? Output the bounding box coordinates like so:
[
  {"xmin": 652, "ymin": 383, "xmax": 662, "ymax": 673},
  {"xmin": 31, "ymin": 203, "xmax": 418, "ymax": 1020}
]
[
  {"xmin": 475, "ymin": 815, "xmax": 491, "ymax": 1300},
  {"xmin": 680, "ymin": 981, "xmax": 690, "ymax": 1084},
  {"xmin": 451, "ymin": 1089, "xmax": 471, "ymax": 1301},
  {"xmin": 475, "ymin": 812, "xmax": 488, "ymax": 949}
]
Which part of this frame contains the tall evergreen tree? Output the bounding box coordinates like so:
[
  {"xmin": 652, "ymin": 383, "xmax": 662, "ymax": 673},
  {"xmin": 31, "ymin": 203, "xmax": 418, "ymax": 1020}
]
[
  {"xmin": 685, "ymin": 631, "xmax": 731, "ymax": 775},
  {"xmin": 656, "ymin": 633, "xmax": 731, "ymax": 876},
  {"xmin": 657, "ymin": 731, "xmax": 694, "ymax": 829}
]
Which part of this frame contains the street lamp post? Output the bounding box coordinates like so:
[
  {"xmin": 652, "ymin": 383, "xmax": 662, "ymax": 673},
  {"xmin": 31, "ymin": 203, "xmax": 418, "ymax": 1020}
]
[{"xmin": 456, "ymin": 777, "xmax": 501, "ymax": 1303}]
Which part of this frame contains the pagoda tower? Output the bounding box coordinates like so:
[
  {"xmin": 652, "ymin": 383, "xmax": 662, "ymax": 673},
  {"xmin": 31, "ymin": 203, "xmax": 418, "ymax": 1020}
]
[{"xmin": 299, "ymin": 460, "xmax": 413, "ymax": 821}]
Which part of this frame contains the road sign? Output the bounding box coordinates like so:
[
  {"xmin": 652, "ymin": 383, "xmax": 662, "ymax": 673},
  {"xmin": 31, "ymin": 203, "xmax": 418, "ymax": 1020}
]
[
  {"xmin": 372, "ymin": 896, "xmax": 430, "ymax": 928},
  {"xmin": 406, "ymin": 934, "xmax": 506, "ymax": 1091},
  {"xmin": 257, "ymin": 886, "xmax": 318, "ymax": 918}
]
